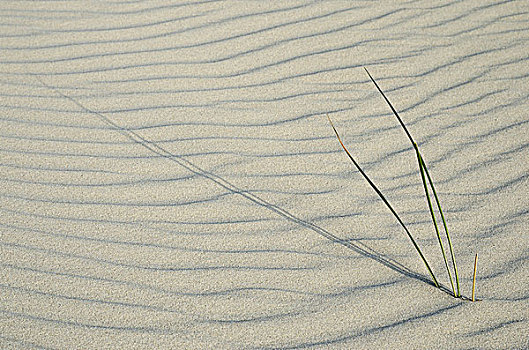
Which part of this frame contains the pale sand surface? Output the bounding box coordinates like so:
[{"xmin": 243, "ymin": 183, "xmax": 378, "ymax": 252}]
[{"xmin": 1, "ymin": 1, "xmax": 528, "ymax": 349}]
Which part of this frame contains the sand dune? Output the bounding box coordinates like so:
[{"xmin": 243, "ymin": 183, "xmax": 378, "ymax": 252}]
[{"xmin": 1, "ymin": 1, "xmax": 528, "ymax": 349}]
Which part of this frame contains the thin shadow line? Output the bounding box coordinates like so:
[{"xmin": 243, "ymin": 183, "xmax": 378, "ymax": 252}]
[{"xmin": 33, "ymin": 75, "xmax": 436, "ymax": 288}]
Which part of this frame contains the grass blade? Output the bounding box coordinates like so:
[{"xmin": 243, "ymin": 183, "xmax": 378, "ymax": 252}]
[
  {"xmin": 363, "ymin": 67, "xmax": 414, "ymax": 145},
  {"xmin": 363, "ymin": 66, "xmax": 461, "ymax": 297},
  {"xmin": 417, "ymin": 152, "xmax": 461, "ymax": 297},
  {"xmin": 417, "ymin": 148, "xmax": 456, "ymax": 296},
  {"xmin": 327, "ymin": 115, "xmax": 439, "ymax": 288},
  {"xmin": 472, "ymin": 253, "xmax": 478, "ymax": 302}
]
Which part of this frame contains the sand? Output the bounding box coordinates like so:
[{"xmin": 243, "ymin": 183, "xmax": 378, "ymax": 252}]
[{"xmin": 1, "ymin": 1, "xmax": 528, "ymax": 349}]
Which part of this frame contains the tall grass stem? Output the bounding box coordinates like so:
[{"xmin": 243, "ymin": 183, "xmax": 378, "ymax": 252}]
[
  {"xmin": 363, "ymin": 67, "xmax": 461, "ymax": 297},
  {"xmin": 327, "ymin": 115, "xmax": 439, "ymax": 288},
  {"xmin": 417, "ymin": 152, "xmax": 461, "ymax": 297},
  {"xmin": 416, "ymin": 148, "xmax": 456, "ymax": 296}
]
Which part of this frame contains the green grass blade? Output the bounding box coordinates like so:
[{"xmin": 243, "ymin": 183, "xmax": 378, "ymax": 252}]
[
  {"xmin": 363, "ymin": 67, "xmax": 414, "ymax": 146},
  {"xmin": 417, "ymin": 152, "xmax": 461, "ymax": 297},
  {"xmin": 327, "ymin": 115, "xmax": 439, "ymax": 288},
  {"xmin": 363, "ymin": 67, "xmax": 461, "ymax": 296},
  {"xmin": 416, "ymin": 148, "xmax": 456, "ymax": 296}
]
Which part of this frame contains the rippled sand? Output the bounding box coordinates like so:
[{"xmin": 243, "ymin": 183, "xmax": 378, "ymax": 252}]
[{"xmin": 1, "ymin": 1, "xmax": 528, "ymax": 349}]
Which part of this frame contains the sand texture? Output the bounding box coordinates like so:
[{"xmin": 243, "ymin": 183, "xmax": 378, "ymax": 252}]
[{"xmin": 1, "ymin": 1, "xmax": 528, "ymax": 349}]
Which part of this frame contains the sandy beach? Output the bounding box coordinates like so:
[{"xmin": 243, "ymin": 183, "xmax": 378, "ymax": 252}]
[{"xmin": 1, "ymin": 1, "xmax": 528, "ymax": 349}]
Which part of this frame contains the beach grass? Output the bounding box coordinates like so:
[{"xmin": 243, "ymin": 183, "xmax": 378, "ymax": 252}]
[
  {"xmin": 362, "ymin": 67, "xmax": 460, "ymax": 297},
  {"xmin": 472, "ymin": 253, "xmax": 478, "ymax": 301},
  {"xmin": 327, "ymin": 115, "xmax": 440, "ymax": 289},
  {"xmin": 326, "ymin": 67, "xmax": 463, "ymax": 297}
]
